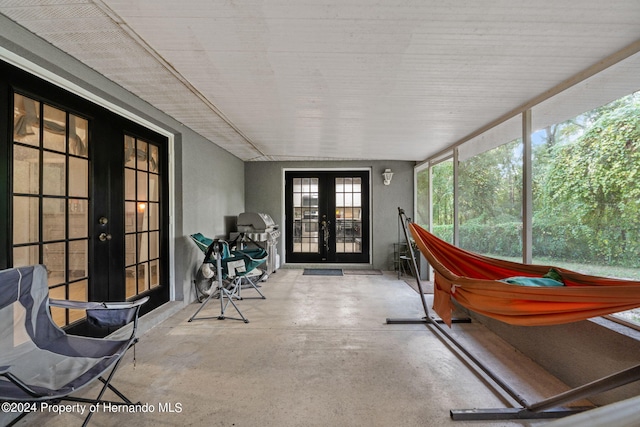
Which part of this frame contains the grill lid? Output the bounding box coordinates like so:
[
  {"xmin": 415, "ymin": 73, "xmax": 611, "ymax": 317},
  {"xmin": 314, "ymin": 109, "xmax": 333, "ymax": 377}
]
[{"xmin": 237, "ymin": 212, "xmax": 277, "ymax": 232}]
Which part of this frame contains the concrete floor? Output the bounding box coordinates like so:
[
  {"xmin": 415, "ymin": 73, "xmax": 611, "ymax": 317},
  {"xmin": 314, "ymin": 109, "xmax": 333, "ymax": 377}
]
[{"xmin": 11, "ymin": 269, "xmax": 584, "ymax": 427}]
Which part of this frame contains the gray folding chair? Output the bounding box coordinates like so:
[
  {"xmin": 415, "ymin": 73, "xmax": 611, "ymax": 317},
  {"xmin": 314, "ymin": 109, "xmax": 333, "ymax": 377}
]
[{"xmin": 0, "ymin": 265, "xmax": 148, "ymax": 426}]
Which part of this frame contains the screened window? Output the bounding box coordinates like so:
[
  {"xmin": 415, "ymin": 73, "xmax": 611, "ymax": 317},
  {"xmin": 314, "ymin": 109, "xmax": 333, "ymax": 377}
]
[
  {"xmin": 415, "ymin": 167, "xmax": 430, "ymax": 229},
  {"xmin": 532, "ymin": 92, "xmax": 640, "ymax": 323},
  {"xmin": 459, "ymin": 138, "xmax": 523, "ymax": 260},
  {"xmin": 430, "ymin": 159, "xmax": 454, "ymax": 243}
]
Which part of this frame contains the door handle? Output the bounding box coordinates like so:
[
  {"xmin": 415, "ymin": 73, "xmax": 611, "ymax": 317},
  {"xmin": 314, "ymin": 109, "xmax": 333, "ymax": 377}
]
[
  {"xmin": 98, "ymin": 232, "xmax": 112, "ymax": 242},
  {"xmin": 321, "ymin": 220, "xmax": 331, "ymax": 253}
]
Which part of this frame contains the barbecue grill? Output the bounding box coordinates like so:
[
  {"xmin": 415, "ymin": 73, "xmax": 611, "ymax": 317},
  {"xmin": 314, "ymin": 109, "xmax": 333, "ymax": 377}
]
[{"xmin": 231, "ymin": 212, "xmax": 280, "ymax": 274}]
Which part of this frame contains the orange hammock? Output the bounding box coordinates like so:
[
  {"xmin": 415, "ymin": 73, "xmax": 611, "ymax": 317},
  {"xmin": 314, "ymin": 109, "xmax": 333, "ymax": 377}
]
[{"xmin": 409, "ymin": 222, "xmax": 640, "ymax": 327}]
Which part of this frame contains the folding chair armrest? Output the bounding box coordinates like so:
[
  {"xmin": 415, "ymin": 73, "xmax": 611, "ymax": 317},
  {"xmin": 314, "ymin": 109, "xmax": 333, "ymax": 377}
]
[
  {"xmin": 50, "ymin": 297, "xmax": 149, "ymax": 331},
  {"xmin": 50, "ymin": 296, "xmax": 149, "ymax": 310},
  {"xmin": 50, "ymin": 299, "xmax": 104, "ymax": 310},
  {"xmin": 98, "ymin": 296, "xmax": 150, "ymax": 310}
]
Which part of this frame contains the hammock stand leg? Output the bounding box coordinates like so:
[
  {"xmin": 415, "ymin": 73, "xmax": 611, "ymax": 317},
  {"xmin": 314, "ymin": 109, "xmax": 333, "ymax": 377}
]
[
  {"xmin": 421, "ymin": 300, "xmax": 640, "ymax": 420},
  {"xmin": 386, "ymin": 208, "xmax": 470, "ymax": 325},
  {"xmin": 448, "ymin": 359, "xmax": 640, "ymax": 420}
]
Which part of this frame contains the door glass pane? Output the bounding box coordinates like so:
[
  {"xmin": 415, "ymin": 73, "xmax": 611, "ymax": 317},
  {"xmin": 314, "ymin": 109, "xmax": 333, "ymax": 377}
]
[
  {"xmin": 126, "ymin": 266, "xmax": 137, "ymax": 299},
  {"xmin": 125, "ymin": 168, "xmax": 136, "ymax": 200},
  {"xmin": 69, "ymin": 157, "xmax": 88, "ymax": 197},
  {"xmin": 149, "ymin": 145, "xmax": 159, "ymax": 173},
  {"xmin": 68, "ymin": 280, "xmax": 88, "ymax": 323},
  {"xmin": 125, "ymin": 202, "xmax": 136, "ymax": 233},
  {"xmin": 49, "ymin": 286, "xmax": 66, "ymax": 327},
  {"xmin": 68, "ymin": 240, "xmax": 88, "ymax": 281},
  {"xmin": 68, "ymin": 199, "xmax": 88, "ymax": 239},
  {"xmin": 292, "ymin": 177, "xmax": 319, "ymax": 253},
  {"xmin": 138, "ymin": 232, "xmax": 149, "ymax": 262},
  {"xmin": 13, "ymin": 145, "xmax": 39, "ymax": 194},
  {"xmin": 149, "ymin": 202, "xmax": 159, "ymax": 230},
  {"xmin": 137, "ymin": 171, "xmax": 148, "ymax": 201},
  {"xmin": 13, "ymin": 245, "xmax": 38, "ymax": 267},
  {"xmin": 13, "ymin": 95, "xmax": 40, "ymax": 146},
  {"xmin": 43, "ymin": 241, "xmax": 65, "ymax": 286},
  {"xmin": 150, "ymin": 231, "xmax": 159, "ymax": 259},
  {"xmin": 125, "ymin": 234, "xmax": 136, "ymax": 266},
  {"xmin": 69, "ymin": 115, "xmax": 88, "ymax": 157},
  {"xmin": 335, "ymin": 177, "xmax": 362, "ymax": 254},
  {"xmin": 137, "ymin": 263, "xmax": 149, "ymax": 292},
  {"xmin": 43, "ymin": 104, "xmax": 66, "ymax": 152},
  {"xmin": 42, "ymin": 151, "xmax": 65, "ymax": 196},
  {"xmin": 43, "ymin": 198, "xmax": 65, "ymax": 241},
  {"xmin": 150, "ymin": 259, "xmax": 160, "ymax": 288},
  {"xmin": 137, "ymin": 140, "xmax": 148, "ymax": 171},
  {"xmin": 137, "ymin": 203, "xmax": 148, "ymax": 232},
  {"xmin": 124, "ymin": 135, "xmax": 136, "ymax": 168},
  {"xmin": 13, "ymin": 196, "xmax": 39, "ymax": 244},
  {"xmin": 12, "ymin": 93, "xmax": 90, "ymax": 327},
  {"xmin": 149, "ymin": 173, "xmax": 159, "ymax": 201}
]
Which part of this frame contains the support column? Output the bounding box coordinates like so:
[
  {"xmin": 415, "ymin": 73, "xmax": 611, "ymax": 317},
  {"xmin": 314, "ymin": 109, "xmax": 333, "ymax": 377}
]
[{"xmin": 522, "ymin": 110, "xmax": 533, "ymax": 264}]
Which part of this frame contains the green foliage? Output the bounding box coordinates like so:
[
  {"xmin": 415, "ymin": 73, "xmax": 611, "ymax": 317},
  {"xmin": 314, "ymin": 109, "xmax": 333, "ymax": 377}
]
[
  {"xmin": 418, "ymin": 91, "xmax": 640, "ymax": 270},
  {"xmin": 459, "ymin": 221, "xmax": 522, "ymax": 257},
  {"xmin": 459, "ymin": 139, "xmax": 522, "ymax": 224},
  {"xmin": 435, "ymin": 218, "xmax": 635, "ymax": 267},
  {"xmin": 531, "ymin": 218, "xmax": 594, "ymax": 262},
  {"xmin": 431, "ymin": 224, "xmax": 453, "ymax": 244},
  {"xmin": 542, "ymin": 94, "xmax": 640, "ymax": 267}
]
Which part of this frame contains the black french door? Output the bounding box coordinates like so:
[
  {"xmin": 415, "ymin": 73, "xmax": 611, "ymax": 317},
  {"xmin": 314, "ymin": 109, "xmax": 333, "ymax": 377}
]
[
  {"xmin": 285, "ymin": 170, "xmax": 370, "ymax": 264},
  {"xmin": 1, "ymin": 60, "xmax": 169, "ymax": 335}
]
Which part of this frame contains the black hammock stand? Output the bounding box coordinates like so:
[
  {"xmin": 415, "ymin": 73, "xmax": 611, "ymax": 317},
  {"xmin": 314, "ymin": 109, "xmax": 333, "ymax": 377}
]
[{"xmin": 386, "ymin": 207, "xmax": 640, "ymax": 421}]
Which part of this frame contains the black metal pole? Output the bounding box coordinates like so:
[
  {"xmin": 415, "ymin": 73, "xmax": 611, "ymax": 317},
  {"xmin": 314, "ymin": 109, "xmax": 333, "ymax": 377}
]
[
  {"xmin": 424, "ymin": 308, "xmax": 531, "ymax": 409},
  {"xmin": 387, "ymin": 208, "xmax": 470, "ymax": 325},
  {"xmin": 398, "ymin": 207, "xmax": 431, "ymax": 319},
  {"xmin": 527, "ymin": 363, "xmax": 640, "ymax": 412},
  {"xmin": 394, "ymin": 207, "xmax": 530, "ymax": 409},
  {"xmin": 391, "ymin": 207, "xmax": 640, "ymax": 420}
]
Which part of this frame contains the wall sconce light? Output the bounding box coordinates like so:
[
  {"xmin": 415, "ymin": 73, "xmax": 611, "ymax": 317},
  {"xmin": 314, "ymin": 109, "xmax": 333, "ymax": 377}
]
[{"xmin": 382, "ymin": 168, "xmax": 394, "ymax": 186}]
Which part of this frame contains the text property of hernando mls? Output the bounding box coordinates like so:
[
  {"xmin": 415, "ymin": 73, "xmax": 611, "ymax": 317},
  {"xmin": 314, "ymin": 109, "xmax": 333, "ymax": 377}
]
[{"xmin": 1, "ymin": 401, "xmax": 183, "ymax": 415}]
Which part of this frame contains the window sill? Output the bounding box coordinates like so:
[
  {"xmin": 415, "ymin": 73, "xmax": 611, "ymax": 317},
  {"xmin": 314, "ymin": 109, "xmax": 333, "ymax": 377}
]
[{"xmin": 590, "ymin": 315, "xmax": 640, "ymax": 341}]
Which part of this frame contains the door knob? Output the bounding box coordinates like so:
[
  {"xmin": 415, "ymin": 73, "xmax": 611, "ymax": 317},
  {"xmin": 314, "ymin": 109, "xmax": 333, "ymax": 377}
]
[
  {"xmin": 98, "ymin": 216, "xmax": 109, "ymax": 225},
  {"xmin": 99, "ymin": 232, "xmax": 112, "ymax": 242}
]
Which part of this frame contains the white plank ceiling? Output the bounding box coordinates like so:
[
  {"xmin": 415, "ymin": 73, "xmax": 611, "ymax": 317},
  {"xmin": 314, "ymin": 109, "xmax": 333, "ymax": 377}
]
[{"xmin": 2, "ymin": 0, "xmax": 640, "ymax": 161}]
